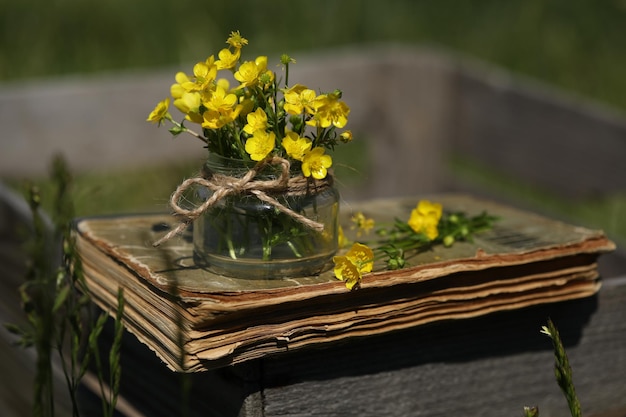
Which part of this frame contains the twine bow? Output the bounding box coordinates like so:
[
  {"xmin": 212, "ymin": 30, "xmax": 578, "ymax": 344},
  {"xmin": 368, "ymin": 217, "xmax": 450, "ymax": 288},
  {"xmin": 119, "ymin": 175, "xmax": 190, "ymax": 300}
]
[{"xmin": 153, "ymin": 156, "xmax": 329, "ymax": 246}]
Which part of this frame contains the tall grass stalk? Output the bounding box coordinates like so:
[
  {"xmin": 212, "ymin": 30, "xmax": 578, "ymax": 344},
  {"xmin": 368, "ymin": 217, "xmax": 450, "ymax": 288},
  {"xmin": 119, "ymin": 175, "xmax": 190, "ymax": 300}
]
[
  {"xmin": 89, "ymin": 289, "xmax": 125, "ymax": 417},
  {"xmin": 6, "ymin": 155, "xmax": 124, "ymax": 416},
  {"xmin": 21, "ymin": 183, "xmax": 56, "ymax": 417},
  {"xmin": 541, "ymin": 319, "xmax": 582, "ymax": 417},
  {"xmin": 527, "ymin": 319, "xmax": 583, "ymax": 417}
]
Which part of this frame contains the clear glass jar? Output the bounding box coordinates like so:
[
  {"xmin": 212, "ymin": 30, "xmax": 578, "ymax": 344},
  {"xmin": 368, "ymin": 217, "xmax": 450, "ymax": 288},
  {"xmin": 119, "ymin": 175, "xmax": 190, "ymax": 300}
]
[{"xmin": 193, "ymin": 154, "xmax": 340, "ymax": 279}]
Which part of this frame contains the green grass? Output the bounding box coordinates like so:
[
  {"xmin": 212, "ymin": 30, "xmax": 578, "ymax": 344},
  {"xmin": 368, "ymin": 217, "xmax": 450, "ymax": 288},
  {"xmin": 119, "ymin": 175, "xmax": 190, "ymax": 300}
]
[{"xmin": 6, "ymin": 161, "xmax": 199, "ymax": 217}]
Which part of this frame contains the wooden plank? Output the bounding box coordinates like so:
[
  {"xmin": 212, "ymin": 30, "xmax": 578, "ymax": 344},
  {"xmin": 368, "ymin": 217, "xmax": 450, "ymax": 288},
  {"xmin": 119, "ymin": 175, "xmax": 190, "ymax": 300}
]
[
  {"xmin": 449, "ymin": 61, "xmax": 626, "ymax": 199},
  {"xmin": 86, "ymin": 277, "xmax": 626, "ymax": 417},
  {"xmin": 255, "ymin": 277, "xmax": 626, "ymax": 417}
]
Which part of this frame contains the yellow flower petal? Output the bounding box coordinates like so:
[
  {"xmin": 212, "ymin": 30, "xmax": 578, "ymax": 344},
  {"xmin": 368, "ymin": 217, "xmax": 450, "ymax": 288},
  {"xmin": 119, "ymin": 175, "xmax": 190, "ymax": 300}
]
[
  {"xmin": 243, "ymin": 107, "xmax": 268, "ymax": 135},
  {"xmin": 346, "ymin": 242, "xmax": 374, "ymax": 274},
  {"xmin": 284, "ymin": 84, "xmax": 317, "ymax": 115},
  {"xmin": 146, "ymin": 98, "xmax": 170, "ymax": 125},
  {"xmin": 245, "ymin": 130, "xmax": 275, "ymax": 161},
  {"xmin": 216, "ymin": 48, "xmax": 240, "ymax": 70},
  {"xmin": 332, "ymin": 255, "xmax": 361, "ymax": 290},
  {"xmin": 309, "ymin": 93, "xmax": 350, "ymax": 128},
  {"xmin": 407, "ymin": 200, "xmax": 443, "ymax": 240},
  {"xmin": 301, "ymin": 147, "xmax": 332, "ymax": 180},
  {"xmin": 234, "ymin": 61, "xmax": 261, "ymax": 88},
  {"xmin": 281, "ymin": 132, "xmax": 312, "ymax": 161}
]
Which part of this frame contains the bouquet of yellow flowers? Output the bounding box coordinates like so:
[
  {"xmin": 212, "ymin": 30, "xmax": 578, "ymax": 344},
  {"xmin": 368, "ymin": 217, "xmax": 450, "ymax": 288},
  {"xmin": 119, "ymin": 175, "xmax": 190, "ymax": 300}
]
[
  {"xmin": 147, "ymin": 31, "xmax": 352, "ymax": 278},
  {"xmin": 147, "ymin": 30, "xmax": 351, "ymax": 179}
]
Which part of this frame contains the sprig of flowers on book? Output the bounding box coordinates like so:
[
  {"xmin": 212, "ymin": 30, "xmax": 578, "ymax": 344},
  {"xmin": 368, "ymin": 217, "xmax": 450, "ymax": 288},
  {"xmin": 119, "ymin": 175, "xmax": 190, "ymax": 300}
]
[
  {"xmin": 334, "ymin": 200, "xmax": 498, "ymax": 290},
  {"xmin": 146, "ymin": 30, "xmax": 352, "ymax": 180}
]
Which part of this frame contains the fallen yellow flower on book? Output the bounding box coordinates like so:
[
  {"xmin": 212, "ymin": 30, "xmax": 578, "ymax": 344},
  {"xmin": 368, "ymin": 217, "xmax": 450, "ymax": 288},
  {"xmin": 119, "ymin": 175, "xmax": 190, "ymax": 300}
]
[{"xmin": 333, "ymin": 242, "xmax": 374, "ymax": 290}]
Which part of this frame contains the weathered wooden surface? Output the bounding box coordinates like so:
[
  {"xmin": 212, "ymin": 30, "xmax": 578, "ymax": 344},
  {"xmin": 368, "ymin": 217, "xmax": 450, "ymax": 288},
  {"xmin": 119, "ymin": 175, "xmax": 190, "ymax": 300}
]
[
  {"xmin": 255, "ymin": 277, "xmax": 626, "ymax": 417},
  {"xmin": 449, "ymin": 58, "xmax": 626, "ymax": 199},
  {"xmin": 86, "ymin": 275, "xmax": 626, "ymax": 417}
]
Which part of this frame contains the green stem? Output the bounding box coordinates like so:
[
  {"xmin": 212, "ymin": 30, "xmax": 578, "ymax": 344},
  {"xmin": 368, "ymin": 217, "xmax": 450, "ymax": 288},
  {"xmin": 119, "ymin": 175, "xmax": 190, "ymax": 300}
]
[
  {"xmin": 262, "ymin": 217, "xmax": 273, "ymax": 261},
  {"xmin": 227, "ymin": 239, "xmax": 237, "ymax": 259},
  {"xmin": 226, "ymin": 204, "xmax": 238, "ymax": 259},
  {"xmin": 229, "ymin": 125, "xmax": 248, "ymax": 160},
  {"xmin": 286, "ymin": 240, "xmax": 303, "ymax": 258},
  {"xmin": 168, "ymin": 117, "xmax": 209, "ymax": 145},
  {"xmin": 544, "ymin": 319, "xmax": 582, "ymax": 417},
  {"xmin": 182, "ymin": 126, "xmax": 208, "ymax": 145},
  {"xmin": 262, "ymin": 240, "xmax": 272, "ymax": 260}
]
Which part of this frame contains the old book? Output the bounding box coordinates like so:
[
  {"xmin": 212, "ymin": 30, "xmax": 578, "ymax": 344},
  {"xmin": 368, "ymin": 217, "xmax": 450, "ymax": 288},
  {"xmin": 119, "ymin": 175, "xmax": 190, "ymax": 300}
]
[{"xmin": 73, "ymin": 194, "xmax": 615, "ymax": 372}]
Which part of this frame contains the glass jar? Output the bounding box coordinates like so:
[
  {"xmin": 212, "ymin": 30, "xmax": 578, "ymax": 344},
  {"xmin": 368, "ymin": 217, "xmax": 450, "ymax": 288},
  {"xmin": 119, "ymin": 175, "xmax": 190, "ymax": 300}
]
[{"xmin": 193, "ymin": 154, "xmax": 340, "ymax": 279}]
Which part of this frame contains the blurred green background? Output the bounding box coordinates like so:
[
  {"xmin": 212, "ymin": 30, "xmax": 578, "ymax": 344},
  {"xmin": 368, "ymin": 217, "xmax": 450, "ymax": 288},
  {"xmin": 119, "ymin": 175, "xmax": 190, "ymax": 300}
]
[
  {"xmin": 3, "ymin": 0, "xmax": 626, "ymax": 110},
  {"xmin": 2, "ymin": 0, "xmax": 625, "ymax": 241}
]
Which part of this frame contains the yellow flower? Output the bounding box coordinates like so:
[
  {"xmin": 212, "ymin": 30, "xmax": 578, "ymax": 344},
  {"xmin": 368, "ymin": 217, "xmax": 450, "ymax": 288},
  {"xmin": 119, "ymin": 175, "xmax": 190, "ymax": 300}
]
[
  {"xmin": 350, "ymin": 212, "xmax": 375, "ymax": 237},
  {"xmin": 259, "ymin": 70, "xmax": 275, "ymax": 88},
  {"xmin": 301, "ymin": 147, "xmax": 332, "ymax": 180},
  {"xmin": 284, "ymin": 84, "xmax": 317, "ymax": 115},
  {"xmin": 226, "ymin": 30, "xmax": 248, "ymax": 49},
  {"xmin": 234, "ymin": 60, "xmax": 261, "ymax": 88},
  {"xmin": 199, "ymin": 85, "xmax": 242, "ymax": 129},
  {"xmin": 243, "ymin": 107, "xmax": 268, "ymax": 135},
  {"xmin": 281, "ymin": 131, "xmax": 312, "ymax": 161},
  {"xmin": 245, "ymin": 130, "xmax": 275, "ymax": 161},
  {"xmin": 407, "ymin": 200, "xmax": 443, "ymax": 240},
  {"xmin": 254, "ymin": 56, "xmax": 268, "ymax": 72},
  {"xmin": 146, "ymin": 98, "xmax": 171, "ymax": 126},
  {"xmin": 205, "ymin": 85, "xmax": 238, "ymax": 112},
  {"xmin": 340, "ymin": 130, "xmax": 353, "ymax": 143},
  {"xmin": 333, "ymin": 242, "xmax": 374, "ymax": 290},
  {"xmin": 332, "ymin": 256, "xmax": 361, "ymax": 290},
  {"xmin": 202, "ymin": 106, "xmax": 242, "ymax": 130},
  {"xmin": 173, "ymin": 92, "xmax": 203, "ymax": 124},
  {"xmin": 170, "ymin": 72, "xmax": 191, "ymax": 99},
  {"xmin": 216, "ymin": 78, "xmax": 230, "ymax": 92},
  {"xmin": 216, "ymin": 48, "xmax": 240, "ymax": 70},
  {"xmin": 309, "ymin": 93, "xmax": 350, "ymax": 128},
  {"xmin": 184, "ymin": 58, "xmax": 217, "ymax": 92}
]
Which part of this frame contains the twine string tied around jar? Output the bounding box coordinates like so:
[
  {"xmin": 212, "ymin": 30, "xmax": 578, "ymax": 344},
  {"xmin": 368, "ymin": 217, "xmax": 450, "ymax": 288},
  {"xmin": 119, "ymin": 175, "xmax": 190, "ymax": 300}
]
[{"xmin": 153, "ymin": 156, "xmax": 329, "ymax": 246}]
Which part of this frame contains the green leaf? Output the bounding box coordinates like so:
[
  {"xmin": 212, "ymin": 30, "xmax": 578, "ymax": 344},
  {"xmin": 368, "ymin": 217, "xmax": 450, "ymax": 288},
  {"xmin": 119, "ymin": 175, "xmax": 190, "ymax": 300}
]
[
  {"xmin": 52, "ymin": 284, "xmax": 71, "ymax": 313},
  {"xmin": 4, "ymin": 323, "xmax": 25, "ymax": 337},
  {"xmin": 168, "ymin": 125, "xmax": 186, "ymax": 136}
]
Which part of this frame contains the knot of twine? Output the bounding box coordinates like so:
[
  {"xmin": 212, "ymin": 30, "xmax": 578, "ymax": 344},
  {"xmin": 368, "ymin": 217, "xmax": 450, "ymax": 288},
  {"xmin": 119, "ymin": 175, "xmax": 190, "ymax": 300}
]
[{"xmin": 153, "ymin": 156, "xmax": 331, "ymax": 246}]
